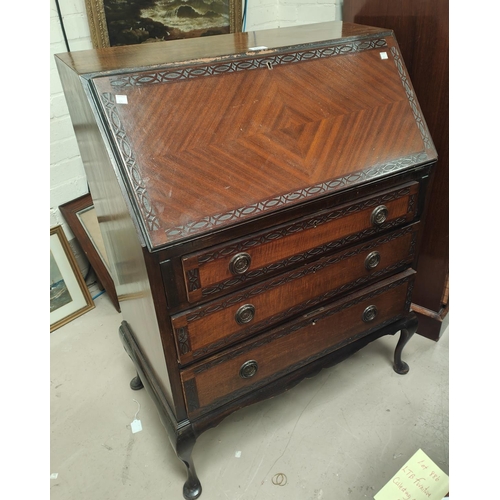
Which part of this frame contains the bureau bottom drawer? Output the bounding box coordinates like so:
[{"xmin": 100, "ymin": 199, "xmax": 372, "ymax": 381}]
[{"xmin": 181, "ymin": 270, "xmax": 415, "ymax": 418}]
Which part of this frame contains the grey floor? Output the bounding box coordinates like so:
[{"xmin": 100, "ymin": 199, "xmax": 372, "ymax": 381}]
[{"xmin": 50, "ymin": 291, "xmax": 449, "ymax": 500}]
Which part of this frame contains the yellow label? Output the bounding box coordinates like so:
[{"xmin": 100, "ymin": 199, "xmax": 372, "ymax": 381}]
[{"xmin": 374, "ymin": 449, "xmax": 449, "ymax": 500}]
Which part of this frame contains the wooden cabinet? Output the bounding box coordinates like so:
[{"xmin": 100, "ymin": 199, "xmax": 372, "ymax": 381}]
[
  {"xmin": 342, "ymin": 0, "xmax": 449, "ymax": 340},
  {"xmin": 55, "ymin": 21, "xmax": 437, "ymax": 499}
]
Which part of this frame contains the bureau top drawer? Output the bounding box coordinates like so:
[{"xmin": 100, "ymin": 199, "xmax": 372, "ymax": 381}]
[
  {"xmin": 180, "ymin": 269, "xmax": 415, "ymax": 419},
  {"xmin": 180, "ymin": 182, "xmax": 419, "ymax": 303}
]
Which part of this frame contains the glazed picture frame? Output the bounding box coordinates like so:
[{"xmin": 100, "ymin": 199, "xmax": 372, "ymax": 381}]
[
  {"xmin": 59, "ymin": 193, "xmax": 120, "ymax": 312},
  {"xmin": 50, "ymin": 225, "xmax": 95, "ymax": 332}
]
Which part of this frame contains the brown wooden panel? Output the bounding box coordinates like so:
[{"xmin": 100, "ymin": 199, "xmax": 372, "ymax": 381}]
[
  {"xmin": 181, "ymin": 270, "xmax": 415, "ymax": 418},
  {"xmin": 181, "ymin": 182, "xmax": 419, "ymax": 302},
  {"xmin": 342, "ymin": 0, "xmax": 449, "ymax": 338},
  {"xmin": 92, "ymin": 33, "xmax": 434, "ymax": 248},
  {"xmin": 173, "ymin": 224, "xmax": 418, "ymax": 364}
]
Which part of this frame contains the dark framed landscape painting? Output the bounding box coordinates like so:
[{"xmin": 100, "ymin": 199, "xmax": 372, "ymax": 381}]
[{"xmin": 85, "ymin": 0, "xmax": 242, "ymax": 48}]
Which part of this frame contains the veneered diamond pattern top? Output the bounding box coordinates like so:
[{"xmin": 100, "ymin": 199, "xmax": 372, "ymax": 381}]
[{"xmin": 93, "ymin": 38, "xmax": 433, "ymax": 248}]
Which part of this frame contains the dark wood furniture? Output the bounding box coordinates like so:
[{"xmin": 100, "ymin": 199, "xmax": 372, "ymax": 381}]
[
  {"xmin": 342, "ymin": 0, "xmax": 449, "ymax": 340},
  {"xmin": 59, "ymin": 193, "xmax": 120, "ymax": 312},
  {"xmin": 55, "ymin": 21, "xmax": 437, "ymax": 499}
]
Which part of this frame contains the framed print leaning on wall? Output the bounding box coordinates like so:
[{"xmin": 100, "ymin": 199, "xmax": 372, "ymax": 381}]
[
  {"xmin": 59, "ymin": 193, "xmax": 120, "ymax": 313},
  {"xmin": 50, "ymin": 225, "xmax": 95, "ymax": 333},
  {"xmin": 85, "ymin": 0, "xmax": 243, "ymax": 48}
]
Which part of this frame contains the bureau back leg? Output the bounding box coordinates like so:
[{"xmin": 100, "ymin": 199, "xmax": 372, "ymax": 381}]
[
  {"xmin": 130, "ymin": 372, "xmax": 144, "ymax": 390},
  {"xmin": 119, "ymin": 321, "xmax": 203, "ymax": 499},
  {"xmin": 393, "ymin": 313, "xmax": 418, "ymax": 374},
  {"xmin": 176, "ymin": 427, "xmax": 202, "ymax": 500}
]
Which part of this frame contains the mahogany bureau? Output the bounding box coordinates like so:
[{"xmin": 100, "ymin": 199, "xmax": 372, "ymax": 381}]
[{"xmin": 55, "ymin": 21, "xmax": 437, "ymax": 499}]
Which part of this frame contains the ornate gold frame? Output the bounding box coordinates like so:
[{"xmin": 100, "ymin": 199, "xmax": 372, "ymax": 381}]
[
  {"xmin": 84, "ymin": 0, "xmax": 242, "ymax": 49},
  {"xmin": 50, "ymin": 225, "xmax": 95, "ymax": 332}
]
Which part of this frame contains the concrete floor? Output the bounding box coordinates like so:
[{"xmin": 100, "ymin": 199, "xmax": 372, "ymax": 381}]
[{"xmin": 50, "ymin": 292, "xmax": 449, "ymax": 500}]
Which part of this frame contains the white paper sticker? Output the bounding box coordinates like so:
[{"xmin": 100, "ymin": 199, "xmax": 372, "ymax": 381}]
[
  {"xmin": 131, "ymin": 419, "xmax": 142, "ymax": 433},
  {"xmin": 50, "ymin": 473, "xmax": 58, "ymax": 479},
  {"xmin": 380, "ymin": 52, "xmax": 388, "ymax": 60},
  {"xmin": 116, "ymin": 95, "xmax": 128, "ymax": 104},
  {"xmin": 235, "ymin": 451, "xmax": 242, "ymax": 458}
]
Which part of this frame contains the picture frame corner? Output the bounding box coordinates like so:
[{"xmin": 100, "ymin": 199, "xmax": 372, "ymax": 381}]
[{"xmin": 50, "ymin": 224, "xmax": 95, "ymax": 333}]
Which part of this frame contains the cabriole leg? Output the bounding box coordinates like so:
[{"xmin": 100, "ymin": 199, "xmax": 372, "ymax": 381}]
[
  {"xmin": 120, "ymin": 321, "xmax": 202, "ymax": 498},
  {"xmin": 177, "ymin": 428, "xmax": 202, "ymax": 500},
  {"xmin": 130, "ymin": 372, "xmax": 144, "ymax": 390},
  {"xmin": 393, "ymin": 313, "xmax": 418, "ymax": 374}
]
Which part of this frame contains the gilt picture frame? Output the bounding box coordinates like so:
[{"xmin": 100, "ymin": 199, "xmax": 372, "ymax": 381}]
[
  {"xmin": 85, "ymin": 0, "xmax": 242, "ymax": 48},
  {"xmin": 59, "ymin": 193, "xmax": 121, "ymax": 313},
  {"xmin": 50, "ymin": 225, "xmax": 95, "ymax": 332}
]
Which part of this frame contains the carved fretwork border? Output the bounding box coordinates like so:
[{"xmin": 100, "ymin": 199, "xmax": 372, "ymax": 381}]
[
  {"xmin": 391, "ymin": 47, "xmax": 433, "ymax": 150},
  {"xmin": 101, "ymin": 92, "xmax": 160, "ymax": 232},
  {"xmin": 197, "ymin": 187, "xmax": 414, "ymax": 264},
  {"xmin": 176, "ymin": 326, "xmax": 191, "ymax": 356},
  {"xmin": 186, "ymin": 269, "xmax": 201, "ymax": 293},
  {"xmin": 164, "ymin": 155, "xmax": 426, "ymax": 240},
  {"xmin": 98, "ymin": 38, "xmax": 430, "ymax": 244},
  {"xmin": 109, "ymin": 38, "xmax": 388, "ymax": 89}
]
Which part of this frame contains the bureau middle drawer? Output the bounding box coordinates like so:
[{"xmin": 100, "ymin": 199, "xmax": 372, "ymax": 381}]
[
  {"xmin": 180, "ymin": 182, "xmax": 419, "ymax": 303},
  {"xmin": 180, "ymin": 269, "xmax": 416, "ymax": 419},
  {"xmin": 172, "ymin": 223, "xmax": 418, "ymax": 365}
]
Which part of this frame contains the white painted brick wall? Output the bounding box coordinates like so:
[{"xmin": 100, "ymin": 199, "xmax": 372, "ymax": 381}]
[
  {"xmin": 245, "ymin": 0, "xmax": 279, "ymax": 30},
  {"xmin": 50, "ymin": 0, "xmax": 341, "ymax": 274},
  {"xmin": 50, "ymin": 0, "xmax": 93, "ymax": 275},
  {"xmin": 50, "ymin": 0, "xmax": 92, "ymax": 239},
  {"xmin": 246, "ymin": 0, "xmax": 341, "ymax": 30}
]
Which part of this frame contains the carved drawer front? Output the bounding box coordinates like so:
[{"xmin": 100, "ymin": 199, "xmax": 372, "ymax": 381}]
[
  {"xmin": 173, "ymin": 224, "xmax": 419, "ymax": 365},
  {"xmin": 181, "ymin": 182, "xmax": 419, "ymax": 303},
  {"xmin": 180, "ymin": 270, "xmax": 415, "ymax": 418}
]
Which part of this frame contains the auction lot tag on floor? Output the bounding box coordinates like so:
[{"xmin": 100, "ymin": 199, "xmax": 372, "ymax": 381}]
[{"xmin": 374, "ymin": 449, "xmax": 449, "ymax": 500}]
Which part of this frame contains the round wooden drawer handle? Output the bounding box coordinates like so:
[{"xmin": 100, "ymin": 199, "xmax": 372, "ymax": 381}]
[
  {"xmin": 229, "ymin": 252, "xmax": 252, "ymax": 275},
  {"xmin": 362, "ymin": 305, "xmax": 378, "ymax": 323},
  {"xmin": 364, "ymin": 251, "xmax": 381, "ymax": 270},
  {"xmin": 239, "ymin": 360, "xmax": 258, "ymax": 379},
  {"xmin": 235, "ymin": 304, "xmax": 256, "ymax": 325},
  {"xmin": 370, "ymin": 205, "xmax": 388, "ymax": 226}
]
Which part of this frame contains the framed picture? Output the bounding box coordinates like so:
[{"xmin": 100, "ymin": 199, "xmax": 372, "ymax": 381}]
[
  {"xmin": 85, "ymin": 0, "xmax": 242, "ymax": 48},
  {"xmin": 59, "ymin": 193, "xmax": 121, "ymax": 313},
  {"xmin": 50, "ymin": 225, "xmax": 95, "ymax": 332}
]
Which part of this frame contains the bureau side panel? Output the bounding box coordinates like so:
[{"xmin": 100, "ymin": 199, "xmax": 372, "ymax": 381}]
[{"xmin": 55, "ymin": 57, "xmax": 176, "ymax": 413}]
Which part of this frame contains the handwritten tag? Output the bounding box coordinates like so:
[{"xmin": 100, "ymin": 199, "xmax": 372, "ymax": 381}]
[{"xmin": 375, "ymin": 449, "xmax": 449, "ymax": 500}]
